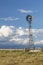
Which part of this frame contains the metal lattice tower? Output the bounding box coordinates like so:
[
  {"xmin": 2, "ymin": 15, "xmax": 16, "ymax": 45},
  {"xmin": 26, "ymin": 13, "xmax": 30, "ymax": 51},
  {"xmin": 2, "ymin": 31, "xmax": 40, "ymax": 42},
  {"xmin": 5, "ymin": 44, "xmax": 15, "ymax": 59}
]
[{"xmin": 26, "ymin": 15, "xmax": 35, "ymax": 50}]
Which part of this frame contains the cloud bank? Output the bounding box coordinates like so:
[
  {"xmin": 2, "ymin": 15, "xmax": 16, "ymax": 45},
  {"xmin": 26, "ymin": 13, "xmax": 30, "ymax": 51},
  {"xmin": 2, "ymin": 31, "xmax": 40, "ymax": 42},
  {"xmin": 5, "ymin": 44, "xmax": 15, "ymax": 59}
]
[{"xmin": 0, "ymin": 25, "xmax": 43, "ymax": 45}]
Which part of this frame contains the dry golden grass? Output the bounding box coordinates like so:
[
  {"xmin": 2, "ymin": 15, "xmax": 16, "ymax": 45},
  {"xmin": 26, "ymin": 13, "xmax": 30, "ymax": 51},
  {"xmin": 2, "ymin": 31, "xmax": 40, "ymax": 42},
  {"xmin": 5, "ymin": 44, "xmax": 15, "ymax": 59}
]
[{"xmin": 0, "ymin": 50, "xmax": 43, "ymax": 65}]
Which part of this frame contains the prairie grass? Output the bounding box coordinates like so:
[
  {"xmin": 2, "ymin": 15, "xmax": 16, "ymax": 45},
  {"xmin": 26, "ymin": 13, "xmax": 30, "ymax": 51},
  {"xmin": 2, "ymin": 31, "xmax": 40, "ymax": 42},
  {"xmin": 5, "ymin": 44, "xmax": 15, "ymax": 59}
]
[{"xmin": 0, "ymin": 50, "xmax": 43, "ymax": 65}]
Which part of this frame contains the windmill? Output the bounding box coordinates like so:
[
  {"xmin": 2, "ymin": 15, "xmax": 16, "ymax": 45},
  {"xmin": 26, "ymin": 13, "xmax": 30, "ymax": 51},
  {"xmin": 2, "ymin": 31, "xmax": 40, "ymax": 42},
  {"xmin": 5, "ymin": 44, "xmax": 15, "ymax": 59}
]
[{"xmin": 26, "ymin": 15, "xmax": 35, "ymax": 50}]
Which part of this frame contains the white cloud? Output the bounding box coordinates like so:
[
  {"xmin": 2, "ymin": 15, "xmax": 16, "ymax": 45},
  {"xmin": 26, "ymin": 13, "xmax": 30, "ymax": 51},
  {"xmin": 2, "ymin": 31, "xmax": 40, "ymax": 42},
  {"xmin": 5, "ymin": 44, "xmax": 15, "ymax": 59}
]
[
  {"xmin": 0, "ymin": 25, "xmax": 43, "ymax": 45},
  {"xmin": 10, "ymin": 36, "xmax": 24, "ymax": 44},
  {"xmin": 11, "ymin": 28, "xmax": 43, "ymax": 44},
  {"xmin": 16, "ymin": 27, "xmax": 29, "ymax": 36},
  {"xmin": 0, "ymin": 25, "xmax": 14, "ymax": 37},
  {"xmin": 10, "ymin": 37, "xmax": 29, "ymax": 45},
  {"xmin": 23, "ymin": 38, "xmax": 29, "ymax": 44},
  {"xmin": 35, "ymin": 40, "xmax": 43, "ymax": 44},
  {"xmin": 18, "ymin": 9, "xmax": 38, "ymax": 14},
  {"xmin": 16, "ymin": 27, "xmax": 25, "ymax": 36},
  {"xmin": 0, "ymin": 17, "xmax": 19, "ymax": 21},
  {"xmin": 32, "ymin": 29, "xmax": 43, "ymax": 38}
]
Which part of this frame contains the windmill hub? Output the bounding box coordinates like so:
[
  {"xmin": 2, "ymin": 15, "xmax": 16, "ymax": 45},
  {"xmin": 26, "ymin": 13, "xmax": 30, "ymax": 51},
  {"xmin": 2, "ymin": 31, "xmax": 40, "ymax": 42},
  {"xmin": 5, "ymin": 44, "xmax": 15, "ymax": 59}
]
[{"xmin": 26, "ymin": 15, "xmax": 32, "ymax": 22}]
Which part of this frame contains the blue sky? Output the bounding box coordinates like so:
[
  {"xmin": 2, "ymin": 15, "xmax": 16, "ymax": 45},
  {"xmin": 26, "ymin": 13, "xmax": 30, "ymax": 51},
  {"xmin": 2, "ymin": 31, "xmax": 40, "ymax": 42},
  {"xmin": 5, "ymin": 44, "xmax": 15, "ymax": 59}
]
[
  {"xmin": 0, "ymin": 0, "xmax": 43, "ymax": 28},
  {"xmin": 0, "ymin": 0, "xmax": 43, "ymax": 47}
]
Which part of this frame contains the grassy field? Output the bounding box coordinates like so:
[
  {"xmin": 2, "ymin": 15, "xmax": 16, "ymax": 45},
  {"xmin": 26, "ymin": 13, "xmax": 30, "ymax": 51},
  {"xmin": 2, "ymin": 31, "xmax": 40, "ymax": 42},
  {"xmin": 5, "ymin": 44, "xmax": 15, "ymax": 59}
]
[{"xmin": 0, "ymin": 50, "xmax": 43, "ymax": 65}]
